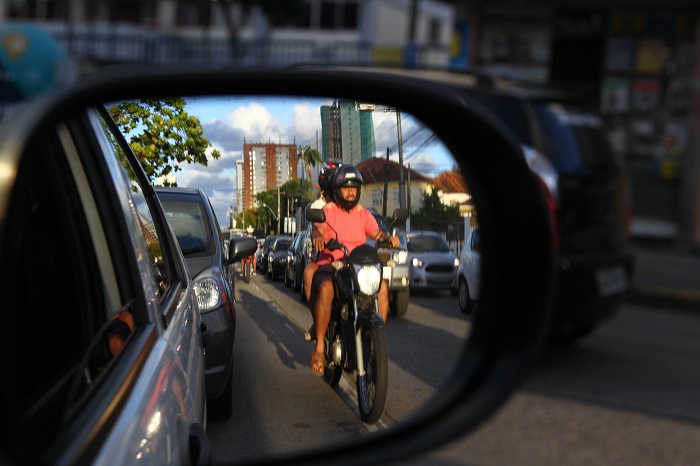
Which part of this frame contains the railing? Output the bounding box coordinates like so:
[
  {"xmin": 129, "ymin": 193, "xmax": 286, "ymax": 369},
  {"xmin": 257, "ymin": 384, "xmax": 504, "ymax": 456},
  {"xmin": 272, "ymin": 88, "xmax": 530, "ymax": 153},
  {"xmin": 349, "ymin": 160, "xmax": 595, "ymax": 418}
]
[{"xmin": 51, "ymin": 31, "xmax": 451, "ymax": 69}]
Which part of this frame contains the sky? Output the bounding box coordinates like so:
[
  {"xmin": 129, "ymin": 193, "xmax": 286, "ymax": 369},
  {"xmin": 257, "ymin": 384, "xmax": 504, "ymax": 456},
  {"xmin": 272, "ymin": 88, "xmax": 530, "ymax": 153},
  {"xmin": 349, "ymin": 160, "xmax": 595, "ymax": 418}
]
[{"xmin": 158, "ymin": 95, "xmax": 458, "ymax": 227}]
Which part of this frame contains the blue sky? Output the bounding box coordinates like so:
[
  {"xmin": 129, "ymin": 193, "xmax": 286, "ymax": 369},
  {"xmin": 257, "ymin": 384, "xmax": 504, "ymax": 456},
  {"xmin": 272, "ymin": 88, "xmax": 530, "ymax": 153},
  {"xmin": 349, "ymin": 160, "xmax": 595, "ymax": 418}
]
[{"xmin": 166, "ymin": 96, "xmax": 457, "ymax": 227}]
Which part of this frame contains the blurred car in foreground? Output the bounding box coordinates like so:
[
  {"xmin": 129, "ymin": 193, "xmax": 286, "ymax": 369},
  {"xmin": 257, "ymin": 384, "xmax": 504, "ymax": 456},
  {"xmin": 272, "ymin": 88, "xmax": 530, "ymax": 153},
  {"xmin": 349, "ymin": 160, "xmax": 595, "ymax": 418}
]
[
  {"xmin": 363, "ymin": 67, "xmax": 633, "ymax": 342},
  {"xmin": 404, "ymin": 231, "xmax": 459, "ymax": 294},
  {"xmin": 0, "ymin": 105, "xmax": 210, "ymax": 465},
  {"xmin": 267, "ymin": 235, "xmax": 293, "ymax": 281},
  {"xmin": 457, "ymin": 226, "xmax": 481, "ymax": 314},
  {"xmin": 155, "ymin": 186, "xmax": 257, "ymax": 420}
]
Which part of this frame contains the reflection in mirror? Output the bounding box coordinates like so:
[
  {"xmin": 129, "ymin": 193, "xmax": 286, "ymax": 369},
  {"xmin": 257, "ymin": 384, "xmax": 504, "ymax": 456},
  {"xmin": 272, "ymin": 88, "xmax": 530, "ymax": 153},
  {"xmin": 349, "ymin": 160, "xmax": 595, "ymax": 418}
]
[{"xmin": 106, "ymin": 95, "xmax": 479, "ymax": 460}]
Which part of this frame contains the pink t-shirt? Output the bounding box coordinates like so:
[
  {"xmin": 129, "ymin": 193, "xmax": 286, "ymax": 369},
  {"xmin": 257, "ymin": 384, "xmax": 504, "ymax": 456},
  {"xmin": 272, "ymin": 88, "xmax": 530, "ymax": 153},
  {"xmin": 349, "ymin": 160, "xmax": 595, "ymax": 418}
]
[{"xmin": 316, "ymin": 203, "xmax": 379, "ymax": 265}]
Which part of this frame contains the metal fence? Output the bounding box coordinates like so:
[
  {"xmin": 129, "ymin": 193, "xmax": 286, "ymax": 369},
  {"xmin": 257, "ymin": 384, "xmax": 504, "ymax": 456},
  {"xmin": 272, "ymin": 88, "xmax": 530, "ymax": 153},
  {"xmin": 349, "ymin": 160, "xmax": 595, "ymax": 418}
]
[{"xmin": 51, "ymin": 31, "xmax": 451, "ymax": 69}]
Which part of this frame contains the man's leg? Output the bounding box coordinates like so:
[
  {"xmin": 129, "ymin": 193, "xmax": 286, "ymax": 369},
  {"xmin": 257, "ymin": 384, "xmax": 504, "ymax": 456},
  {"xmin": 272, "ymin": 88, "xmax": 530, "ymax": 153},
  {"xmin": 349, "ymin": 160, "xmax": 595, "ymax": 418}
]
[
  {"xmin": 377, "ymin": 279, "xmax": 389, "ymax": 323},
  {"xmin": 303, "ymin": 261, "xmax": 318, "ymax": 304}
]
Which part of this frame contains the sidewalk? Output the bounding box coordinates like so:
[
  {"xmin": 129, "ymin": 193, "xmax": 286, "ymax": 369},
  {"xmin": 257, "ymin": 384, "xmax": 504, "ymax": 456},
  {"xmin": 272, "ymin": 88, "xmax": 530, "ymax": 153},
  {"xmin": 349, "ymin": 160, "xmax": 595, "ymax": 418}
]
[{"xmin": 627, "ymin": 240, "xmax": 700, "ymax": 311}]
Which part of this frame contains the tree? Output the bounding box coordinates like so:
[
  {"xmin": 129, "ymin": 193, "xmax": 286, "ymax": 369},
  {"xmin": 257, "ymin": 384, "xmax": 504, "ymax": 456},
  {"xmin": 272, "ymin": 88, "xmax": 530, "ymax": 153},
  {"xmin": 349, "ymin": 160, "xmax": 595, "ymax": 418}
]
[
  {"xmin": 108, "ymin": 98, "xmax": 220, "ymax": 184},
  {"xmin": 298, "ymin": 145, "xmax": 323, "ymax": 187},
  {"xmin": 411, "ymin": 189, "xmax": 460, "ymax": 232}
]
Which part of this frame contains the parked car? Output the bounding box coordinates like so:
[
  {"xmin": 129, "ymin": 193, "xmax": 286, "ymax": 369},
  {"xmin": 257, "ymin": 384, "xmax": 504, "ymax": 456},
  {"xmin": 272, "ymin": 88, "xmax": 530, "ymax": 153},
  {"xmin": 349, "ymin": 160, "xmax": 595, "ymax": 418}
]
[
  {"xmin": 259, "ymin": 234, "xmax": 283, "ymax": 275},
  {"xmin": 267, "ymin": 235, "xmax": 293, "ymax": 281},
  {"xmin": 155, "ymin": 186, "xmax": 256, "ymax": 420},
  {"xmin": 457, "ymin": 226, "xmax": 481, "ymax": 314},
  {"xmin": 0, "ymin": 105, "xmax": 216, "ymax": 465},
  {"xmin": 284, "ymin": 229, "xmax": 312, "ymax": 294},
  {"xmin": 404, "ymin": 231, "xmax": 459, "ymax": 294}
]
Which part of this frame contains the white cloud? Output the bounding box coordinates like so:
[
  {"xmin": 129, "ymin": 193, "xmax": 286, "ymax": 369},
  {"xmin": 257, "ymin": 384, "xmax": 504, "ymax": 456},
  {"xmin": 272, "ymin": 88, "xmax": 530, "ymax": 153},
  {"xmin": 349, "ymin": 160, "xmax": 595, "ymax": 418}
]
[{"xmin": 228, "ymin": 102, "xmax": 287, "ymax": 143}]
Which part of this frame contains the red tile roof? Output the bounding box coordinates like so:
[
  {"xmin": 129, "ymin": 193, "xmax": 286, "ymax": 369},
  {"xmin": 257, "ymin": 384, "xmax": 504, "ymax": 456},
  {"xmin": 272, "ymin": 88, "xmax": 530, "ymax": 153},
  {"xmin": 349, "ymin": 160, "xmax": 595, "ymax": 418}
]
[
  {"xmin": 432, "ymin": 171, "xmax": 469, "ymax": 194},
  {"xmin": 356, "ymin": 158, "xmax": 433, "ymax": 185}
]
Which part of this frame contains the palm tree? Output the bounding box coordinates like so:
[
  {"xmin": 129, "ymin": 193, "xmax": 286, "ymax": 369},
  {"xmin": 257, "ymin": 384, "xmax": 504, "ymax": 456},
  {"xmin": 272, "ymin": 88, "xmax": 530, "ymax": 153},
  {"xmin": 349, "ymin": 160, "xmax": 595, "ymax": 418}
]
[{"xmin": 298, "ymin": 145, "xmax": 323, "ymax": 190}]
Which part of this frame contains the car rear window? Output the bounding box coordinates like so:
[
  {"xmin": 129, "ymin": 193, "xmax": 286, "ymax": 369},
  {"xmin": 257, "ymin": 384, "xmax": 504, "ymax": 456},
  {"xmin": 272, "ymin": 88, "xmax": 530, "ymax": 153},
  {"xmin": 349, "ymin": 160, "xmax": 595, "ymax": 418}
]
[
  {"xmin": 159, "ymin": 196, "xmax": 213, "ymax": 254},
  {"xmin": 532, "ymin": 101, "xmax": 617, "ymax": 173}
]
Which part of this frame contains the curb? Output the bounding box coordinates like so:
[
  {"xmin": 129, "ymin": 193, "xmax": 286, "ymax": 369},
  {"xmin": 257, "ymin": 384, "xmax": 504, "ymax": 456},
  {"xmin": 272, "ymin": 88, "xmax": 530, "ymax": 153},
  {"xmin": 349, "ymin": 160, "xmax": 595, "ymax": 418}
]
[{"xmin": 626, "ymin": 286, "xmax": 700, "ymax": 312}]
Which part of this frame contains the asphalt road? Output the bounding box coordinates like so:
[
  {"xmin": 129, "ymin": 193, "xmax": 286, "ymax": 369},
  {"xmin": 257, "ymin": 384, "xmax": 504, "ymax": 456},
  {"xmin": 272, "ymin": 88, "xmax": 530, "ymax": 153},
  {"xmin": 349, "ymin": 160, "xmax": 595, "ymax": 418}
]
[{"xmin": 208, "ymin": 272, "xmax": 700, "ymax": 466}]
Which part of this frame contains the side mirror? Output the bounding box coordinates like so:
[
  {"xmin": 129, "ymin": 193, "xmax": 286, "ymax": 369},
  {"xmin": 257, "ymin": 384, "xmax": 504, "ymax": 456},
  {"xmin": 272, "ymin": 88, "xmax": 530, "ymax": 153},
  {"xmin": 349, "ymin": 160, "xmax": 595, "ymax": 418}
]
[
  {"xmin": 306, "ymin": 208, "xmax": 326, "ymax": 223},
  {"xmin": 392, "ymin": 208, "xmax": 408, "ymax": 223},
  {"xmin": 228, "ymin": 236, "xmax": 258, "ymax": 263}
]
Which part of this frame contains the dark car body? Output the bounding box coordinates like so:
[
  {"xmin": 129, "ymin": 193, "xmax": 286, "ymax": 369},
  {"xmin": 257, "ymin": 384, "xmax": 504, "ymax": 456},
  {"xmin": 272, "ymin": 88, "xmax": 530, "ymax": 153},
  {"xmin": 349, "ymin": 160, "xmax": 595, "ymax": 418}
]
[
  {"xmin": 155, "ymin": 186, "xmax": 251, "ymax": 420},
  {"xmin": 284, "ymin": 229, "xmax": 312, "ymax": 294},
  {"xmin": 459, "ymin": 82, "xmax": 633, "ymax": 341},
  {"xmin": 367, "ymin": 68, "xmax": 633, "ymax": 341},
  {"xmin": 267, "ymin": 235, "xmax": 293, "ymax": 281},
  {"xmin": 259, "ymin": 234, "xmax": 283, "ymax": 275}
]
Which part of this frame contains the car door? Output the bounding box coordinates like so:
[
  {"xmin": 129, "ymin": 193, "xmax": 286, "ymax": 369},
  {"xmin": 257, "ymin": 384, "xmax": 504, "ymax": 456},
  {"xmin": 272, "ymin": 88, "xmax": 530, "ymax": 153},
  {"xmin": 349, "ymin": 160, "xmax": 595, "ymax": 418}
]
[{"xmin": 0, "ymin": 106, "xmax": 207, "ymax": 465}]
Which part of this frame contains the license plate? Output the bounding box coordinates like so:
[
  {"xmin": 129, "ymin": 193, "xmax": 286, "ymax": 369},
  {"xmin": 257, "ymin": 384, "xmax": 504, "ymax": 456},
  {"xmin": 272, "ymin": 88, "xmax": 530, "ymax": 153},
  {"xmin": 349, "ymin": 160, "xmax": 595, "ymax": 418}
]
[{"xmin": 595, "ymin": 266, "xmax": 628, "ymax": 296}]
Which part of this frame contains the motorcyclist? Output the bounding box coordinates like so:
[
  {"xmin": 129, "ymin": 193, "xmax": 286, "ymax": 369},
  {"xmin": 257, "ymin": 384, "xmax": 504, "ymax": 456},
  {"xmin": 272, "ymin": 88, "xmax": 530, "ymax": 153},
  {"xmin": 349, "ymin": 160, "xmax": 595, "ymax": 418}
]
[
  {"xmin": 302, "ymin": 158, "xmax": 343, "ymax": 313},
  {"xmin": 308, "ymin": 164, "xmax": 399, "ymax": 375},
  {"xmin": 240, "ymin": 226, "xmax": 256, "ymax": 273}
]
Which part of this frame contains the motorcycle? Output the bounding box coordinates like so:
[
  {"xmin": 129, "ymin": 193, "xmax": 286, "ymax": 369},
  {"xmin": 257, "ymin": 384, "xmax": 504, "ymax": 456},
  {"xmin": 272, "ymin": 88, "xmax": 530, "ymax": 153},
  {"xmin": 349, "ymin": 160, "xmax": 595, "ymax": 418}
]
[{"xmin": 306, "ymin": 208, "xmax": 392, "ymax": 424}]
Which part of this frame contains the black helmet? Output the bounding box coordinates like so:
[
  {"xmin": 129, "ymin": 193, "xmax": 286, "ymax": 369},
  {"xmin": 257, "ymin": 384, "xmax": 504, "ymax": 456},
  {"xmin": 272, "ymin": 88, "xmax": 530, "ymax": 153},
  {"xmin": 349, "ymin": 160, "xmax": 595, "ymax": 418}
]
[
  {"xmin": 332, "ymin": 165, "xmax": 363, "ymax": 211},
  {"xmin": 318, "ymin": 158, "xmax": 343, "ymax": 195}
]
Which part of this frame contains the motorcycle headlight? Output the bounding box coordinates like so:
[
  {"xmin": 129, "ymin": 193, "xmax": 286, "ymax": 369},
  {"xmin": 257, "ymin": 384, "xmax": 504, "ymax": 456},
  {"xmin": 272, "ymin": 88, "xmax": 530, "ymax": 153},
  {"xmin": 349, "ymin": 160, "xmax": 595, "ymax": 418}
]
[
  {"xmin": 354, "ymin": 264, "xmax": 382, "ymax": 296},
  {"xmin": 193, "ymin": 267, "xmax": 223, "ymax": 312}
]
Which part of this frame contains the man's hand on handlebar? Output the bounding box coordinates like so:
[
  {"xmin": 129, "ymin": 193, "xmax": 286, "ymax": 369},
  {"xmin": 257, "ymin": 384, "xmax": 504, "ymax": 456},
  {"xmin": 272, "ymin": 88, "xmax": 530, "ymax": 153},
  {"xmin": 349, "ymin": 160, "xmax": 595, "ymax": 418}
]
[{"xmin": 312, "ymin": 235, "xmax": 326, "ymax": 252}]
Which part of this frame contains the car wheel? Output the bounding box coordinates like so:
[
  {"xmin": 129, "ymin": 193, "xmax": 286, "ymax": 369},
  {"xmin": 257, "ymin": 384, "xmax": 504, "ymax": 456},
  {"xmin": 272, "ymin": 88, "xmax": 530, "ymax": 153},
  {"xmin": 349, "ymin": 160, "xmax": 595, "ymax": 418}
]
[
  {"xmin": 207, "ymin": 368, "xmax": 233, "ymax": 421},
  {"xmin": 458, "ymin": 277, "xmax": 474, "ymax": 314},
  {"xmin": 389, "ymin": 289, "xmax": 410, "ymax": 317}
]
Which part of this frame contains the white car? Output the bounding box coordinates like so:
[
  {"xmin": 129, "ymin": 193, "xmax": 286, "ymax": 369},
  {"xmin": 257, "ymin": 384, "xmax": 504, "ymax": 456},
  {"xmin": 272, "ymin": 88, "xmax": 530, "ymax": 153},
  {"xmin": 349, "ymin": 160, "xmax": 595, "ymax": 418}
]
[
  {"xmin": 404, "ymin": 231, "xmax": 459, "ymax": 293},
  {"xmin": 457, "ymin": 227, "xmax": 481, "ymax": 314}
]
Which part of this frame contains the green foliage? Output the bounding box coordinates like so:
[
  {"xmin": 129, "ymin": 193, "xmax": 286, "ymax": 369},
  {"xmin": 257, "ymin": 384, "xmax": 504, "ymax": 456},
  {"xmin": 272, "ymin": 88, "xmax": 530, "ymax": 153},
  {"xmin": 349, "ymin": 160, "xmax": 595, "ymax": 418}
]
[
  {"xmin": 253, "ymin": 179, "xmax": 313, "ymax": 232},
  {"xmin": 107, "ymin": 98, "xmax": 221, "ymax": 184},
  {"xmin": 298, "ymin": 145, "xmax": 323, "ymax": 183},
  {"xmin": 412, "ymin": 190, "xmax": 460, "ymax": 231}
]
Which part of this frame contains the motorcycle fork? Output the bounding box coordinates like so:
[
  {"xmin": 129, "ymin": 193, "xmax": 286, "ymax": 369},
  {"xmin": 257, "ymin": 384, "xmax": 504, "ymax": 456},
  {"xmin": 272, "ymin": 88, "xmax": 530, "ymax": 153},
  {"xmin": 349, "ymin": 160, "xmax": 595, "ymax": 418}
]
[{"xmin": 353, "ymin": 296, "xmax": 380, "ymax": 377}]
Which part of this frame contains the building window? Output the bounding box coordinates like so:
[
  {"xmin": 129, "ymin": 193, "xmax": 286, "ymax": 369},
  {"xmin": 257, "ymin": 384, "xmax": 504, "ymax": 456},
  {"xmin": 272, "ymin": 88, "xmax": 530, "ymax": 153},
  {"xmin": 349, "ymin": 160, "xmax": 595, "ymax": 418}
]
[{"xmin": 372, "ymin": 189, "xmax": 383, "ymax": 207}]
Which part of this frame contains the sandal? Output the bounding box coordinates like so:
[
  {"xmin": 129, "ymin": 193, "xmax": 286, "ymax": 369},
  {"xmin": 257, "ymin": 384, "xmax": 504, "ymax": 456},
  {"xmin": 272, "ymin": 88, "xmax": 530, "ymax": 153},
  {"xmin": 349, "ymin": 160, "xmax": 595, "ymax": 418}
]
[
  {"xmin": 310, "ymin": 351, "xmax": 325, "ymax": 376},
  {"xmin": 304, "ymin": 324, "xmax": 316, "ymax": 341}
]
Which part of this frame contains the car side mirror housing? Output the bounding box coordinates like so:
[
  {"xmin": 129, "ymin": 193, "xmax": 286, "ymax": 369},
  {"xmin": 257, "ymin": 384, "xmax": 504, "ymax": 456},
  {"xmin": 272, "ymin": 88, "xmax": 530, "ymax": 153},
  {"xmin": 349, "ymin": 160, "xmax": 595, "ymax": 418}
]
[
  {"xmin": 0, "ymin": 67, "xmax": 555, "ymax": 465},
  {"xmin": 228, "ymin": 236, "xmax": 258, "ymax": 264}
]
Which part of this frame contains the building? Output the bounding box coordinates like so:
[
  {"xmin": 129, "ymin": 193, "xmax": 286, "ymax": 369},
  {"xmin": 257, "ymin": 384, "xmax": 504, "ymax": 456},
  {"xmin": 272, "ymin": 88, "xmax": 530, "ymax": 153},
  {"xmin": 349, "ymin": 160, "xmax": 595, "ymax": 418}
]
[
  {"xmin": 235, "ymin": 159, "xmax": 244, "ymax": 216},
  {"xmin": 320, "ymin": 100, "xmax": 375, "ymax": 164},
  {"xmin": 242, "ymin": 143, "xmax": 298, "ymax": 213}
]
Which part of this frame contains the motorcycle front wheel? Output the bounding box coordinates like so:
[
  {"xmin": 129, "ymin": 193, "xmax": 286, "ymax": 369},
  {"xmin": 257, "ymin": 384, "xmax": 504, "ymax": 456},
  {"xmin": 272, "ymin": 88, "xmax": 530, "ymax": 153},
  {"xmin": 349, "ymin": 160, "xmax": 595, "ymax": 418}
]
[{"xmin": 357, "ymin": 326, "xmax": 388, "ymax": 424}]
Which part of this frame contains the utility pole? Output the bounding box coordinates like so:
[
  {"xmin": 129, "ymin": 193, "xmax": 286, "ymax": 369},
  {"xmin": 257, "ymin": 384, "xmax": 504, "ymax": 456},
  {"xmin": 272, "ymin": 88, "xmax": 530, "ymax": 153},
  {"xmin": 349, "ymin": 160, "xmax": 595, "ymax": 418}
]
[
  {"xmin": 383, "ymin": 148, "xmax": 390, "ymax": 219},
  {"xmin": 396, "ymin": 110, "xmax": 406, "ymax": 210},
  {"xmin": 277, "ymin": 184, "xmax": 281, "ymax": 235}
]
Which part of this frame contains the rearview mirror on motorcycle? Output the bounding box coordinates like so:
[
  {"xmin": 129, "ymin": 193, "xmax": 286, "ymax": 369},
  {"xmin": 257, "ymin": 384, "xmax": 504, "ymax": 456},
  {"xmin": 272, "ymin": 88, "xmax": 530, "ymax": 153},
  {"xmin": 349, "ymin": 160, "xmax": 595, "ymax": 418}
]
[{"xmin": 306, "ymin": 208, "xmax": 326, "ymax": 224}]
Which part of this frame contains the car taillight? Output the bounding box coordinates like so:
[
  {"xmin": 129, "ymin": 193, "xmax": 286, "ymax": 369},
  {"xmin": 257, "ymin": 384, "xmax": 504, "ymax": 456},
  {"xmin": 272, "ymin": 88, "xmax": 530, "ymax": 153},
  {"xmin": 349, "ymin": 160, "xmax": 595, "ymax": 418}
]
[{"xmin": 534, "ymin": 175, "xmax": 560, "ymax": 252}]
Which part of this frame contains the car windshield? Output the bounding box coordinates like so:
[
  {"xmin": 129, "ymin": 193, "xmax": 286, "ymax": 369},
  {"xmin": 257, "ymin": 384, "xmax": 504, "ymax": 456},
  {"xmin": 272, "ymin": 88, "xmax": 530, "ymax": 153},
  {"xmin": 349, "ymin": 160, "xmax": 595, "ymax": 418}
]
[
  {"xmin": 275, "ymin": 239, "xmax": 292, "ymax": 251},
  {"xmin": 532, "ymin": 101, "xmax": 617, "ymax": 173},
  {"xmin": 407, "ymin": 235, "xmax": 451, "ymax": 253},
  {"xmin": 159, "ymin": 197, "xmax": 211, "ymax": 254}
]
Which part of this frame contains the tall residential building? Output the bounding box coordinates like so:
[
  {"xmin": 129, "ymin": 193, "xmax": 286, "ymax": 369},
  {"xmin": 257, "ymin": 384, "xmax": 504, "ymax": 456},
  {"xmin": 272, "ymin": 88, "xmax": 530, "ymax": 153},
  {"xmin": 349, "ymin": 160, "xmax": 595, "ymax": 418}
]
[
  {"xmin": 242, "ymin": 143, "xmax": 298, "ymax": 212},
  {"xmin": 235, "ymin": 159, "xmax": 244, "ymax": 216},
  {"xmin": 320, "ymin": 100, "xmax": 375, "ymax": 165}
]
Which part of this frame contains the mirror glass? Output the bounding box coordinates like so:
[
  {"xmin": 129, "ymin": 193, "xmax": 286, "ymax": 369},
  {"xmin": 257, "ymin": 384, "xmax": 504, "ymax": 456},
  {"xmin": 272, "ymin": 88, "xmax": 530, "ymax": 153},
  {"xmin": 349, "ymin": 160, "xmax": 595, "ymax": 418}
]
[{"xmin": 107, "ymin": 95, "xmax": 478, "ymax": 462}]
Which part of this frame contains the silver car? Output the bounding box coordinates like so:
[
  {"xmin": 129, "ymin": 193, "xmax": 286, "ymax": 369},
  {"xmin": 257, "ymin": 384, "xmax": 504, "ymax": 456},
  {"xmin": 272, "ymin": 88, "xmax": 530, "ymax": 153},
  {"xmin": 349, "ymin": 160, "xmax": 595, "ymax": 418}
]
[
  {"xmin": 404, "ymin": 231, "xmax": 460, "ymax": 294},
  {"xmin": 0, "ymin": 106, "xmax": 216, "ymax": 465}
]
